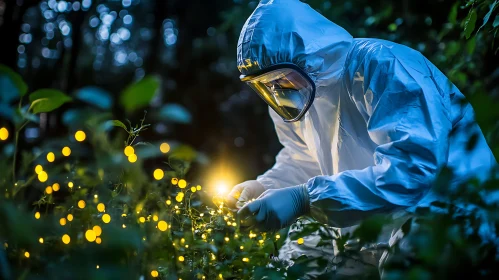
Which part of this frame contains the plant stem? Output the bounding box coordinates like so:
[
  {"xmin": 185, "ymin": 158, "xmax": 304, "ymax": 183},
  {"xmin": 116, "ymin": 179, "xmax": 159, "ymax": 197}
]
[{"xmin": 12, "ymin": 121, "xmax": 29, "ymax": 183}]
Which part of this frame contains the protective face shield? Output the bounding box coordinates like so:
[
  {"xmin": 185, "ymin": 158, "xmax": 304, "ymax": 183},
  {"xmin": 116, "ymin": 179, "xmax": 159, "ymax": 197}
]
[{"xmin": 240, "ymin": 64, "xmax": 316, "ymax": 122}]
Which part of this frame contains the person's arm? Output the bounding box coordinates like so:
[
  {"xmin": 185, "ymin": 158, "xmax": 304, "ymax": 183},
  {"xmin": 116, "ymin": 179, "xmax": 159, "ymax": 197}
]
[
  {"xmin": 257, "ymin": 108, "xmax": 321, "ymax": 189},
  {"xmin": 307, "ymin": 55, "xmax": 452, "ymax": 228}
]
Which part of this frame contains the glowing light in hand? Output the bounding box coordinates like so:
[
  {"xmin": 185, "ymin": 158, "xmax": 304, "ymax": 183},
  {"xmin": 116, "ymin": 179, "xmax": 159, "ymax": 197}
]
[{"xmin": 216, "ymin": 181, "xmax": 228, "ymax": 195}]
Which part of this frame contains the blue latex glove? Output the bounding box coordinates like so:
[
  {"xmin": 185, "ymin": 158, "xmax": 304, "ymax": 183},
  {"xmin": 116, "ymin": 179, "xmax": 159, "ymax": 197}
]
[{"xmin": 237, "ymin": 185, "xmax": 310, "ymax": 231}]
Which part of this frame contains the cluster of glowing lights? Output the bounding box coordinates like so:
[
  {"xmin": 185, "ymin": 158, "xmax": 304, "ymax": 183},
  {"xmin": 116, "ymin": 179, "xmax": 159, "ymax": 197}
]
[
  {"xmin": 124, "ymin": 145, "xmax": 138, "ymax": 163},
  {"xmin": 22, "ymin": 155, "xmax": 254, "ymax": 268},
  {"xmin": 36, "ymin": 164, "xmax": 49, "ymax": 183},
  {"xmin": 175, "ymin": 192, "xmax": 184, "ymax": 202},
  {"xmin": 85, "ymin": 229, "xmax": 96, "ymax": 242}
]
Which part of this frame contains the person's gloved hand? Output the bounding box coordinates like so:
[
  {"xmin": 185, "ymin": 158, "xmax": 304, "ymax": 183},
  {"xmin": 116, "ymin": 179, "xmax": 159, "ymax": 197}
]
[
  {"xmin": 225, "ymin": 180, "xmax": 266, "ymax": 209},
  {"xmin": 237, "ymin": 185, "xmax": 310, "ymax": 231}
]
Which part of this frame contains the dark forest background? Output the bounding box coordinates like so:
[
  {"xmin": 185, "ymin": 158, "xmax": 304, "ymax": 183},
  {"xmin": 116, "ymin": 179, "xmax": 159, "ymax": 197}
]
[{"xmin": 1, "ymin": 0, "xmax": 497, "ymax": 186}]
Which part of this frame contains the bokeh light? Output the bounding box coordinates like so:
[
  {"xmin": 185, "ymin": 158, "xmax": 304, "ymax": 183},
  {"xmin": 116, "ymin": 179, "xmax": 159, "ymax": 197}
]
[
  {"xmin": 85, "ymin": 229, "xmax": 96, "ymax": 242},
  {"xmin": 75, "ymin": 131, "xmax": 86, "ymax": 142},
  {"xmin": 62, "ymin": 146, "xmax": 71, "ymax": 156},
  {"xmin": 93, "ymin": 226, "xmax": 102, "ymax": 236},
  {"xmin": 178, "ymin": 179, "xmax": 187, "ymax": 189},
  {"xmin": 46, "ymin": 152, "xmax": 55, "ymax": 162},
  {"xmin": 124, "ymin": 146, "xmax": 134, "ymax": 156},
  {"xmin": 0, "ymin": 127, "xmax": 9, "ymax": 141},
  {"xmin": 128, "ymin": 154, "xmax": 137, "ymax": 163},
  {"xmin": 216, "ymin": 181, "xmax": 228, "ymax": 195},
  {"xmin": 157, "ymin": 220, "xmax": 167, "ymax": 231},
  {"xmin": 102, "ymin": 214, "xmax": 111, "ymax": 223},
  {"xmin": 35, "ymin": 165, "xmax": 43, "ymax": 174},
  {"xmin": 78, "ymin": 200, "xmax": 86, "ymax": 209},
  {"xmin": 160, "ymin": 142, "xmax": 170, "ymax": 153},
  {"xmin": 97, "ymin": 203, "xmax": 105, "ymax": 212},
  {"xmin": 153, "ymin": 169, "xmax": 164, "ymax": 180},
  {"xmin": 38, "ymin": 171, "xmax": 48, "ymax": 183},
  {"xmin": 62, "ymin": 234, "xmax": 70, "ymax": 244}
]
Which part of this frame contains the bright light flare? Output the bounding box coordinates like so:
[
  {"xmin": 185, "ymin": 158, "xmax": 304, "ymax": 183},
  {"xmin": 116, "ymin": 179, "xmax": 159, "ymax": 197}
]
[{"xmin": 215, "ymin": 181, "xmax": 229, "ymax": 195}]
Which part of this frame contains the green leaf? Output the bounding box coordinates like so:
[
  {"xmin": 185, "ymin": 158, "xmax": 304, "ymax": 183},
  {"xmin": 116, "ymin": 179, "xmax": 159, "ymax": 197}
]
[
  {"xmin": 155, "ymin": 103, "xmax": 192, "ymax": 124},
  {"xmin": 448, "ymin": 2, "xmax": 459, "ymax": 24},
  {"xmin": 353, "ymin": 215, "xmax": 391, "ymax": 243},
  {"xmin": 120, "ymin": 75, "xmax": 160, "ymax": 112},
  {"xmin": 478, "ymin": 0, "xmax": 498, "ymax": 33},
  {"xmin": 464, "ymin": 8, "xmax": 477, "ymax": 39},
  {"xmin": 169, "ymin": 144, "xmax": 197, "ymax": 161},
  {"xmin": 75, "ymin": 86, "xmax": 113, "ymax": 110},
  {"xmin": 110, "ymin": 120, "xmax": 128, "ymax": 131},
  {"xmin": 493, "ymin": 14, "xmax": 499, "ymax": 28},
  {"xmin": 29, "ymin": 89, "xmax": 72, "ymax": 113},
  {"xmin": 289, "ymin": 222, "xmax": 322, "ymax": 240},
  {"xmin": 0, "ymin": 64, "xmax": 28, "ymax": 97},
  {"xmin": 466, "ymin": 36, "xmax": 476, "ymax": 54}
]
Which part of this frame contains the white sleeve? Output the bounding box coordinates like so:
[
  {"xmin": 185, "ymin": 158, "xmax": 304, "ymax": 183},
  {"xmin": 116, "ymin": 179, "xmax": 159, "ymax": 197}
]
[
  {"xmin": 257, "ymin": 108, "xmax": 321, "ymax": 189},
  {"xmin": 306, "ymin": 54, "xmax": 452, "ymax": 228}
]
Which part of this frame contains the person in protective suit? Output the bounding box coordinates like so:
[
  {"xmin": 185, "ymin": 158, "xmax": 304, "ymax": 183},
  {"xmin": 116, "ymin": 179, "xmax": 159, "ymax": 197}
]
[{"xmin": 225, "ymin": 0, "xmax": 497, "ymax": 277}]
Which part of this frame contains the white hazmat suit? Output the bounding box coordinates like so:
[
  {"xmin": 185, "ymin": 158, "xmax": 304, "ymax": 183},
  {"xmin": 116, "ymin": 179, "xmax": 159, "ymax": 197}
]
[{"xmin": 228, "ymin": 0, "xmax": 497, "ymax": 277}]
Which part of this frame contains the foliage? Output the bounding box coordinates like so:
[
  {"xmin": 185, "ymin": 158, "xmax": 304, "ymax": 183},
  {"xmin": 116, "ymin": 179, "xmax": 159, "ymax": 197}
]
[{"xmin": 0, "ymin": 68, "xmax": 289, "ymax": 280}]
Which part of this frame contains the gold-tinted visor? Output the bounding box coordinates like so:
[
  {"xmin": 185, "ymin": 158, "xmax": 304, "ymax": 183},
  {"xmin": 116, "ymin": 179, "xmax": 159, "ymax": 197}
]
[{"xmin": 240, "ymin": 64, "xmax": 315, "ymax": 122}]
